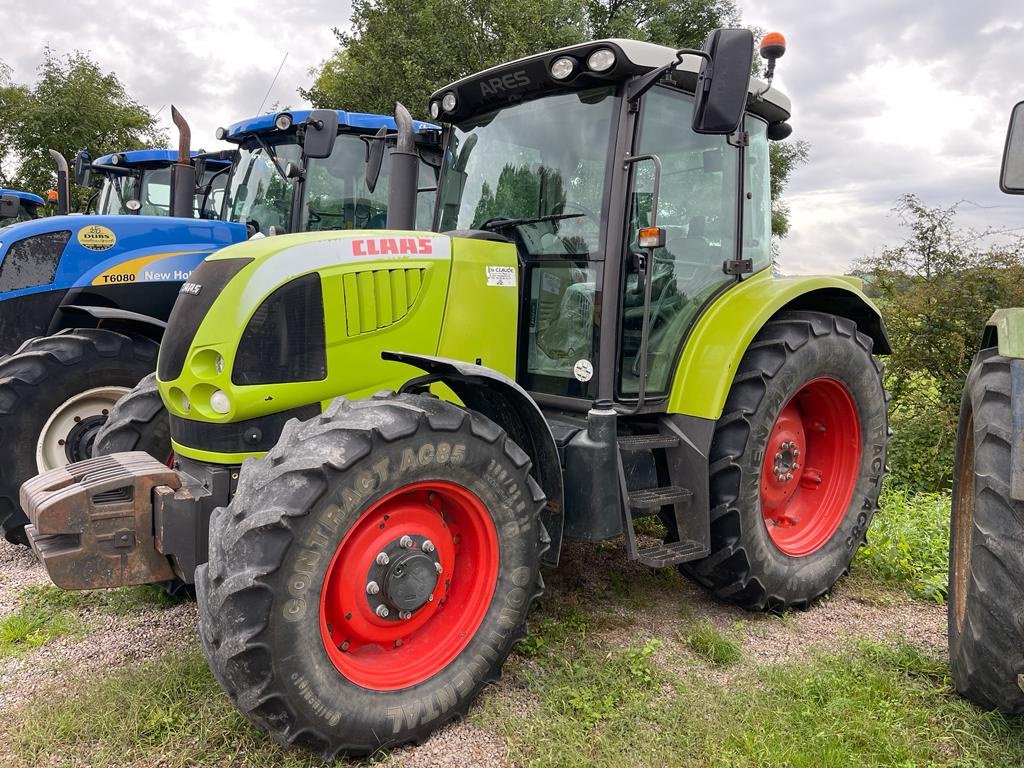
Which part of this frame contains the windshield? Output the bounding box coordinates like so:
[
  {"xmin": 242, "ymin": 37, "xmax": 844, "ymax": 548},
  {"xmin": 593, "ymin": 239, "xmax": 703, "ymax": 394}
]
[
  {"xmin": 222, "ymin": 141, "xmax": 300, "ymax": 233},
  {"xmin": 301, "ymin": 134, "xmax": 436, "ymax": 232},
  {"xmin": 437, "ymin": 87, "xmax": 616, "ymax": 257},
  {"xmin": 96, "ymin": 167, "xmax": 172, "ymax": 216}
]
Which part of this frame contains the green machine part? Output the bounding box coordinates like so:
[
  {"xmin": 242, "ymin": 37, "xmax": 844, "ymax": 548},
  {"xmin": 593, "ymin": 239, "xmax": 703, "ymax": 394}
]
[
  {"xmin": 159, "ymin": 231, "xmax": 518, "ymax": 463},
  {"xmin": 983, "ymin": 307, "xmax": 1024, "ymax": 359}
]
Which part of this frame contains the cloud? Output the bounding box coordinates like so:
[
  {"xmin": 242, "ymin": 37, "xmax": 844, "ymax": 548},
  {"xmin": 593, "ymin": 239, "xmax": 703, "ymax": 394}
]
[{"xmin": 744, "ymin": 0, "xmax": 1024, "ymax": 273}]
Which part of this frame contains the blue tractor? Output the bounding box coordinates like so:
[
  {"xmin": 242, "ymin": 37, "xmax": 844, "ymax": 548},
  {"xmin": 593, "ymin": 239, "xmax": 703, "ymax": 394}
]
[
  {"xmin": 77, "ymin": 149, "xmax": 232, "ymax": 218},
  {"xmin": 0, "ymin": 106, "xmax": 440, "ymax": 545},
  {"xmin": 0, "ymin": 190, "xmax": 46, "ymax": 226}
]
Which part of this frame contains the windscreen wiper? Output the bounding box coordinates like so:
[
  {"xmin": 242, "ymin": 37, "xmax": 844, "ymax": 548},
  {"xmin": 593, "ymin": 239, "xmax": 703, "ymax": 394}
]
[{"xmin": 480, "ymin": 212, "xmax": 584, "ymax": 231}]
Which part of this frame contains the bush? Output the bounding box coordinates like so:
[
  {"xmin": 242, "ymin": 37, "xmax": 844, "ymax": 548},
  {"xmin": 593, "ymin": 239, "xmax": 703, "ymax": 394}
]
[{"xmin": 855, "ymin": 487, "xmax": 949, "ymax": 601}]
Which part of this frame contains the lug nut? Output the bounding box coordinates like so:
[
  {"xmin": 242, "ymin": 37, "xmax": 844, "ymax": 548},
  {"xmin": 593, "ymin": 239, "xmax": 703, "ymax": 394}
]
[
  {"xmin": 423, "ymin": 539, "xmax": 435, "ymax": 553},
  {"xmin": 775, "ymin": 452, "xmax": 783, "ymax": 461},
  {"xmin": 792, "ymin": 449, "xmax": 800, "ymax": 458},
  {"xmin": 375, "ymin": 552, "xmax": 390, "ymax": 566},
  {"xmin": 366, "ymin": 581, "xmax": 380, "ymax": 595},
  {"xmin": 376, "ymin": 604, "xmax": 390, "ymax": 618},
  {"xmin": 399, "ymin": 610, "xmax": 412, "ymax": 620},
  {"xmin": 340, "ymin": 640, "xmax": 350, "ymax": 651},
  {"xmin": 435, "ymin": 562, "xmax": 443, "ymax": 574},
  {"xmin": 400, "ymin": 535, "xmax": 413, "ymax": 549}
]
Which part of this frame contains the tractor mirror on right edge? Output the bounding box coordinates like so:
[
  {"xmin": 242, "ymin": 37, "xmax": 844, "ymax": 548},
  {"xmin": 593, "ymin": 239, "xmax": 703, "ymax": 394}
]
[{"xmin": 947, "ymin": 102, "xmax": 1024, "ymax": 714}]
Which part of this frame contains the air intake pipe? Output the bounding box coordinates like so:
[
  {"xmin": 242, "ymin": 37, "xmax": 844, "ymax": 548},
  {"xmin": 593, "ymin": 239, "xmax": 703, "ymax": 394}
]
[
  {"xmin": 385, "ymin": 102, "xmax": 419, "ymax": 231},
  {"xmin": 47, "ymin": 149, "xmax": 70, "ymax": 215},
  {"xmin": 169, "ymin": 105, "xmax": 197, "ymax": 219}
]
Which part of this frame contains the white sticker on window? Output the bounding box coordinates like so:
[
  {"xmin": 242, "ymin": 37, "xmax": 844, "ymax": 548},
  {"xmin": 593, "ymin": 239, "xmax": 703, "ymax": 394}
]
[
  {"xmin": 486, "ymin": 265, "xmax": 517, "ymax": 287},
  {"xmin": 573, "ymin": 359, "xmax": 594, "ymax": 382}
]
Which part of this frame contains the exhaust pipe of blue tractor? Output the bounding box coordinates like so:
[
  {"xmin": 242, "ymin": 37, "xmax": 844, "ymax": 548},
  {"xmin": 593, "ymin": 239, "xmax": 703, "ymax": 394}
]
[
  {"xmin": 386, "ymin": 102, "xmax": 418, "ymax": 230},
  {"xmin": 169, "ymin": 105, "xmax": 196, "ymax": 219},
  {"xmin": 47, "ymin": 149, "xmax": 70, "ymax": 215}
]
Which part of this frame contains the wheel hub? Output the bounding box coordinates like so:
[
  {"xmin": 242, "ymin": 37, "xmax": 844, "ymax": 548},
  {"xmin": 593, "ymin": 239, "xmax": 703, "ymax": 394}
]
[
  {"xmin": 63, "ymin": 414, "xmax": 107, "ymax": 463},
  {"xmin": 365, "ymin": 534, "xmax": 441, "ymax": 619}
]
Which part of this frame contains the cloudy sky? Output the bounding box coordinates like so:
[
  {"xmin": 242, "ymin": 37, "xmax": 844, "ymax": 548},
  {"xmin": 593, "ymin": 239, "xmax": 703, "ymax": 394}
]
[{"xmin": 3, "ymin": 0, "xmax": 1022, "ymax": 273}]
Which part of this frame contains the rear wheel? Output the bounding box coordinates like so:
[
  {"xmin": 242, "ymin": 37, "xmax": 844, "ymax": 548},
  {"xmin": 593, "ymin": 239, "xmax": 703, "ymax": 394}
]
[
  {"xmin": 948, "ymin": 348, "xmax": 1024, "ymax": 713},
  {"xmin": 685, "ymin": 311, "xmax": 888, "ymax": 610},
  {"xmin": 196, "ymin": 392, "xmax": 546, "ymax": 757},
  {"xmin": 0, "ymin": 329, "xmax": 157, "ymax": 545}
]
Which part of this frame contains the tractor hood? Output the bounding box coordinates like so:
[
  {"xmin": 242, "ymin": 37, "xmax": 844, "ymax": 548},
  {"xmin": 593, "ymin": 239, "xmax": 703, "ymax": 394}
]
[{"xmin": 156, "ymin": 230, "xmax": 520, "ymax": 462}]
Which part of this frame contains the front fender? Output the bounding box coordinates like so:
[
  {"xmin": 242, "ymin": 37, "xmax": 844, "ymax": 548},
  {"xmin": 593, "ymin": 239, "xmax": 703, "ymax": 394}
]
[
  {"xmin": 982, "ymin": 308, "xmax": 1024, "ymax": 359},
  {"xmin": 384, "ymin": 351, "xmax": 564, "ymax": 567},
  {"xmin": 667, "ymin": 270, "xmax": 890, "ymax": 420}
]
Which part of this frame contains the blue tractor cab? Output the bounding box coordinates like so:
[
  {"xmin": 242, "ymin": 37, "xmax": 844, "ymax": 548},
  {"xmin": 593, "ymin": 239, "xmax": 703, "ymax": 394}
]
[
  {"xmin": 77, "ymin": 149, "xmax": 232, "ymax": 218},
  {"xmin": 0, "ymin": 190, "xmax": 46, "ymax": 226},
  {"xmin": 0, "ymin": 106, "xmax": 441, "ymax": 546}
]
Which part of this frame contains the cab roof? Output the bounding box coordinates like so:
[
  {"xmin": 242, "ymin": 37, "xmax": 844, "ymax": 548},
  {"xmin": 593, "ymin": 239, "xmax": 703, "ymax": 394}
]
[
  {"xmin": 0, "ymin": 189, "xmax": 45, "ymax": 206},
  {"xmin": 433, "ymin": 38, "xmax": 791, "ymax": 125},
  {"xmin": 222, "ymin": 110, "xmax": 440, "ymax": 142},
  {"xmin": 93, "ymin": 149, "xmax": 231, "ymax": 168}
]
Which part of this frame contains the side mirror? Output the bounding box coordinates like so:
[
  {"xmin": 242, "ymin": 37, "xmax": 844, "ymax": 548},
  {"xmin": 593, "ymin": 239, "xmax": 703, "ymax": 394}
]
[
  {"xmin": 1001, "ymin": 101, "xmax": 1024, "ymax": 195},
  {"xmin": 692, "ymin": 28, "xmax": 754, "ymax": 135},
  {"xmin": 73, "ymin": 150, "xmax": 92, "ymax": 187},
  {"xmin": 365, "ymin": 127, "xmax": 387, "ymax": 193},
  {"xmin": 0, "ymin": 194, "xmax": 19, "ymax": 218},
  {"xmin": 303, "ymin": 109, "xmax": 339, "ymax": 159}
]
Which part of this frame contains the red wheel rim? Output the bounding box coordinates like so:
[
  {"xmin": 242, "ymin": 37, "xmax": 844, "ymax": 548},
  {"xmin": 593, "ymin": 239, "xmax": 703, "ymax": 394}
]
[
  {"xmin": 319, "ymin": 480, "xmax": 499, "ymax": 691},
  {"xmin": 759, "ymin": 377, "xmax": 861, "ymax": 557}
]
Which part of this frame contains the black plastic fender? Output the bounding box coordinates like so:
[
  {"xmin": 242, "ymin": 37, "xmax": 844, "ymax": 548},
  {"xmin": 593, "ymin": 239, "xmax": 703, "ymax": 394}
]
[{"xmin": 384, "ymin": 351, "xmax": 564, "ymax": 565}]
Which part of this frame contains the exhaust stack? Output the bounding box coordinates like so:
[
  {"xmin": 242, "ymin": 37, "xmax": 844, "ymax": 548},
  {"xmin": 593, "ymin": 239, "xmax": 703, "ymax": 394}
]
[
  {"xmin": 169, "ymin": 105, "xmax": 197, "ymax": 219},
  {"xmin": 385, "ymin": 102, "xmax": 419, "ymax": 231},
  {"xmin": 47, "ymin": 149, "xmax": 70, "ymax": 215}
]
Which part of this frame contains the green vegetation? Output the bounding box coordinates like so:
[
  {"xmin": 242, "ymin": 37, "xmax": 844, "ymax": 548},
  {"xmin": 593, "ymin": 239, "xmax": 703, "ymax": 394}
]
[
  {"xmin": 1, "ymin": 650, "xmax": 325, "ymax": 768},
  {"xmin": 854, "ymin": 487, "xmax": 950, "ymax": 602},
  {"xmin": 0, "ymin": 51, "xmax": 164, "ymax": 206},
  {"xmin": 0, "ymin": 584, "xmax": 178, "ymax": 657},
  {"xmin": 685, "ymin": 621, "xmax": 742, "ymax": 666},
  {"xmin": 857, "ymin": 194, "xmax": 1024, "ymax": 493},
  {"xmin": 477, "ymin": 636, "xmax": 1024, "ymax": 768}
]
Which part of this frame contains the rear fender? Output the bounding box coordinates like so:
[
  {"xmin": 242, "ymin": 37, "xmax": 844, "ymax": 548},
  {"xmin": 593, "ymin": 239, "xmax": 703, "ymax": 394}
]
[
  {"xmin": 384, "ymin": 351, "xmax": 564, "ymax": 566},
  {"xmin": 668, "ymin": 271, "xmax": 890, "ymax": 420},
  {"xmin": 982, "ymin": 308, "xmax": 1024, "ymax": 358}
]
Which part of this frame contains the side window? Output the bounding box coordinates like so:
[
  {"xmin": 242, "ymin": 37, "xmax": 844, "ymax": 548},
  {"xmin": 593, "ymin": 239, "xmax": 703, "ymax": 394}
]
[
  {"xmin": 620, "ymin": 87, "xmax": 738, "ymax": 396},
  {"xmin": 744, "ymin": 118, "xmax": 772, "ymax": 271},
  {"xmin": 0, "ymin": 231, "xmax": 71, "ymax": 292}
]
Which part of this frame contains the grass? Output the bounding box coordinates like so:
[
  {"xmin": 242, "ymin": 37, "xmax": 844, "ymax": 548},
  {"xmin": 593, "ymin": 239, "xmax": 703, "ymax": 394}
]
[
  {"xmin": 476, "ymin": 635, "xmax": 1024, "ymax": 768},
  {"xmin": 0, "ymin": 584, "xmax": 178, "ymax": 658},
  {"xmin": 854, "ymin": 486, "xmax": 951, "ymax": 601},
  {"xmin": 1, "ymin": 650, "xmax": 327, "ymax": 768},
  {"xmin": 685, "ymin": 621, "xmax": 742, "ymax": 666}
]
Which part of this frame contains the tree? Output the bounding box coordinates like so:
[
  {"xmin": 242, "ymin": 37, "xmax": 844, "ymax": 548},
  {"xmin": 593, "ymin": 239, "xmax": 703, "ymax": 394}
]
[
  {"xmin": 303, "ymin": 0, "xmax": 801, "ymax": 235},
  {"xmin": 855, "ymin": 194, "xmax": 1024, "ymax": 491},
  {"xmin": 0, "ymin": 50, "xmax": 165, "ymax": 205}
]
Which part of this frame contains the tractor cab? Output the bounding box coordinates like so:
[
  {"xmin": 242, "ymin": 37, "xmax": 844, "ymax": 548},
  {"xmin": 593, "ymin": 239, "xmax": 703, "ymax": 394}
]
[
  {"xmin": 431, "ymin": 37, "xmax": 789, "ymax": 407},
  {"xmin": 77, "ymin": 149, "xmax": 232, "ymax": 218},
  {"xmin": 216, "ymin": 110, "xmax": 440, "ymax": 237},
  {"xmin": 0, "ymin": 190, "xmax": 45, "ymax": 226}
]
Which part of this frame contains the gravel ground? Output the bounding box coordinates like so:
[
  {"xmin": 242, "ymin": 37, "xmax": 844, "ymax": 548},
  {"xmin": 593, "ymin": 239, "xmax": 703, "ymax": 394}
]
[{"xmin": 0, "ymin": 536, "xmax": 946, "ymax": 767}]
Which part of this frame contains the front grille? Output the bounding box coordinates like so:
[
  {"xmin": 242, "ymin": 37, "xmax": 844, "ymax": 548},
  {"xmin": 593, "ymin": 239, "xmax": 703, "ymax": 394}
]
[
  {"xmin": 232, "ymin": 272, "xmax": 327, "ymax": 385},
  {"xmin": 157, "ymin": 257, "xmax": 252, "ymax": 381},
  {"xmin": 0, "ymin": 230, "xmax": 71, "ymax": 292}
]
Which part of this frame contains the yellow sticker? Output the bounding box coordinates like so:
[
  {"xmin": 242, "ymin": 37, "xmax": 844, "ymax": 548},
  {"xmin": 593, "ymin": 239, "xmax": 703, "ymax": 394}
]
[{"xmin": 77, "ymin": 225, "xmax": 117, "ymax": 251}]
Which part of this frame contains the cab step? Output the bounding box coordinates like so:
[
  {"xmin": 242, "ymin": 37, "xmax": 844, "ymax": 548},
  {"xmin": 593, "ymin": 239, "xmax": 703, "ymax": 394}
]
[{"xmin": 616, "ymin": 420, "xmax": 708, "ymax": 568}]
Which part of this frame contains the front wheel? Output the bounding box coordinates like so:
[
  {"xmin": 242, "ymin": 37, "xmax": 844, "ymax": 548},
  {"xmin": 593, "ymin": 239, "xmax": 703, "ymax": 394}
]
[
  {"xmin": 0, "ymin": 329, "xmax": 157, "ymax": 545},
  {"xmin": 948, "ymin": 348, "xmax": 1024, "ymax": 713},
  {"xmin": 196, "ymin": 392, "xmax": 546, "ymax": 757},
  {"xmin": 684, "ymin": 311, "xmax": 889, "ymax": 611}
]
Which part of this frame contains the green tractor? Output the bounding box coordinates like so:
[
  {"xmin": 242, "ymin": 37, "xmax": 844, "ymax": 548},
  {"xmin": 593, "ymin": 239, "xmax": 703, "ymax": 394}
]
[
  {"xmin": 947, "ymin": 100, "xmax": 1024, "ymax": 713},
  {"xmin": 21, "ymin": 30, "xmax": 890, "ymax": 756}
]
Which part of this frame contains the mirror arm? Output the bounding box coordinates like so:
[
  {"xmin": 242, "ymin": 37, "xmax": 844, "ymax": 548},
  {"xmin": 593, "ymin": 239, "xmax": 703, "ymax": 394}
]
[{"xmin": 627, "ymin": 48, "xmax": 710, "ymax": 108}]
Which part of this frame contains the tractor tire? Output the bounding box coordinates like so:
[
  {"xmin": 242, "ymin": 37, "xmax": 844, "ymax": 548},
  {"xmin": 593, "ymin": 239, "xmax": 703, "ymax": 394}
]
[
  {"xmin": 684, "ymin": 311, "xmax": 888, "ymax": 611},
  {"xmin": 92, "ymin": 373, "xmax": 171, "ymax": 463},
  {"xmin": 948, "ymin": 348, "xmax": 1024, "ymax": 713},
  {"xmin": 0, "ymin": 328, "xmax": 158, "ymax": 546},
  {"xmin": 195, "ymin": 392, "xmax": 547, "ymax": 758}
]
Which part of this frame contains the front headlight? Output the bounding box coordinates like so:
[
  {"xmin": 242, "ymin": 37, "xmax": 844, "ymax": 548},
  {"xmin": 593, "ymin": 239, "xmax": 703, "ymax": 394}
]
[{"xmin": 210, "ymin": 389, "xmax": 231, "ymax": 414}]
